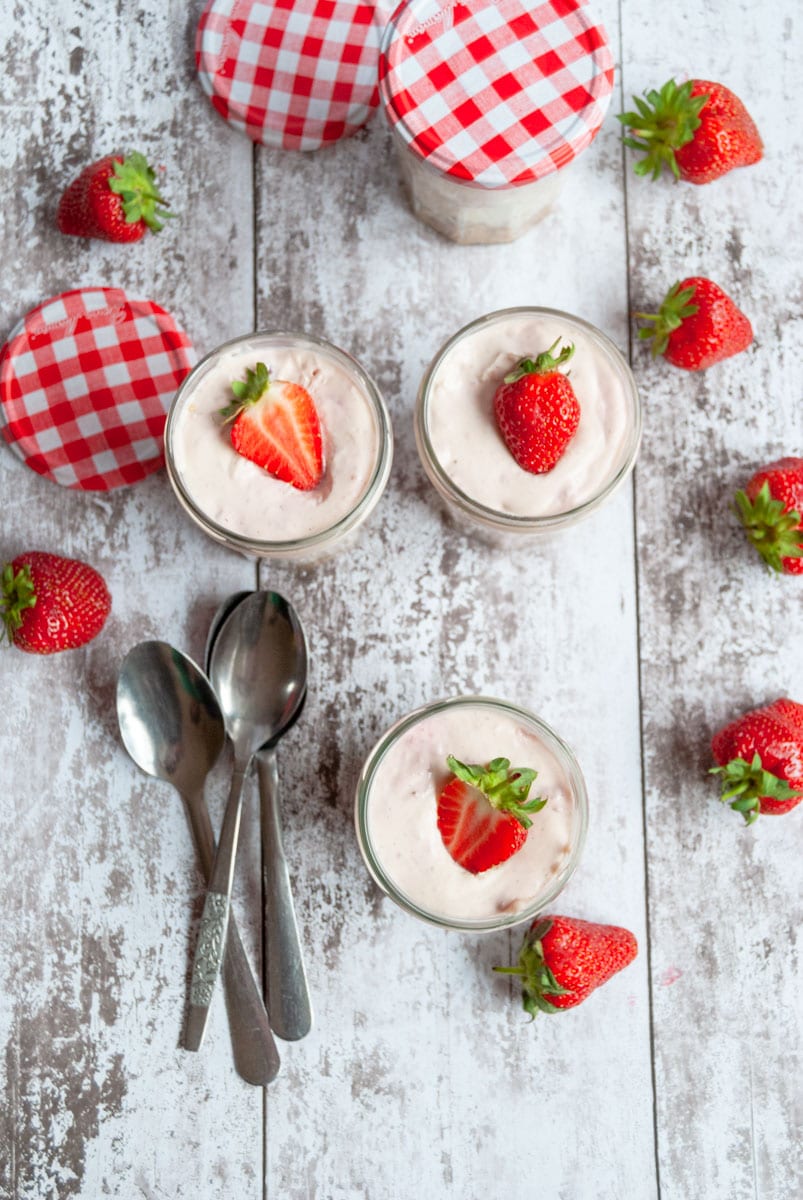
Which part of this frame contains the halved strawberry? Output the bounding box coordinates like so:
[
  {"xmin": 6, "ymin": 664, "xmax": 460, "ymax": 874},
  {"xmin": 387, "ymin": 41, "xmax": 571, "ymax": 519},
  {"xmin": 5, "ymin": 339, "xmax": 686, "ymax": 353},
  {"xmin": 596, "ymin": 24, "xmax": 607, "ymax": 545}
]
[
  {"xmin": 436, "ymin": 755, "xmax": 545, "ymax": 875},
  {"xmin": 221, "ymin": 362, "xmax": 324, "ymax": 491}
]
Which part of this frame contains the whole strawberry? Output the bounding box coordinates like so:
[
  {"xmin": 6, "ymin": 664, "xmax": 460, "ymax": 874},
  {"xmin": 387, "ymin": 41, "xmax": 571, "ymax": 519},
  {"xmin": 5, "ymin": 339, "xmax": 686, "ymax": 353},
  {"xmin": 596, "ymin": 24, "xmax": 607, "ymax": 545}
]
[
  {"xmin": 436, "ymin": 755, "xmax": 545, "ymax": 874},
  {"xmin": 57, "ymin": 152, "xmax": 173, "ymax": 242},
  {"xmin": 221, "ymin": 362, "xmax": 324, "ymax": 491},
  {"xmin": 494, "ymin": 916, "xmax": 637, "ymax": 1016},
  {"xmin": 636, "ymin": 277, "xmax": 752, "ymax": 370},
  {"xmin": 735, "ymin": 458, "xmax": 803, "ymax": 574},
  {"xmin": 617, "ymin": 78, "xmax": 763, "ymax": 184},
  {"xmin": 1, "ymin": 552, "xmax": 111, "ymax": 654},
  {"xmin": 493, "ymin": 340, "xmax": 580, "ymax": 473},
  {"xmin": 710, "ymin": 698, "xmax": 803, "ymax": 823}
]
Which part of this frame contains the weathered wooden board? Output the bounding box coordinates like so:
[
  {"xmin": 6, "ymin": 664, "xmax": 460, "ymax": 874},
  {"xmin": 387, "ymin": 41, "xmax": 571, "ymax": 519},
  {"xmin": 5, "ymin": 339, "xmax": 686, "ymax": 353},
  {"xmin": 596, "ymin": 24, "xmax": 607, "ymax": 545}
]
[
  {"xmin": 622, "ymin": 3, "xmax": 803, "ymax": 1198},
  {"xmin": 1, "ymin": 0, "xmax": 799, "ymax": 1197}
]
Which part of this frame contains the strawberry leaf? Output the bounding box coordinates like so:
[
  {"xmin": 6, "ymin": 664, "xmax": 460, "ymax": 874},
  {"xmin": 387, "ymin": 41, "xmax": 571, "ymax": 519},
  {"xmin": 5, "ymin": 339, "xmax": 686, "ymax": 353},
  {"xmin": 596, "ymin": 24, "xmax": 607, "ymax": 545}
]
[
  {"xmin": 446, "ymin": 754, "xmax": 546, "ymax": 828},
  {"xmin": 710, "ymin": 752, "xmax": 803, "ymax": 823},
  {"xmin": 617, "ymin": 78, "xmax": 710, "ymax": 181},
  {"xmin": 220, "ymin": 362, "xmax": 271, "ymax": 422},
  {"xmin": 634, "ymin": 281, "xmax": 700, "ymax": 357},
  {"xmin": 0, "ymin": 563, "xmax": 37, "ymax": 643},
  {"xmin": 735, "ymin": 482, "xmax": 803, "ymax": 573},
  {"xmin": 503, "ymin": 339, "xmax": 575, "ymax": 383},
  {"xmin": 108, "ymin": 152, "xmax": 174, "ymax": 232},
  {"xmin": 492, "ymin": 919, "xmax": 569, "ymax": 1018}
]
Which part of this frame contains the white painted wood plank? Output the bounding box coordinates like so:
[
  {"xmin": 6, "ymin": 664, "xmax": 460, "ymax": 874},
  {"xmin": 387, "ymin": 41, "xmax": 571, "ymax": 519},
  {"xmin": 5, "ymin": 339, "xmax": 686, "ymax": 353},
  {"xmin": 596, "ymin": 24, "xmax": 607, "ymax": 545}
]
[
  {"xmin": 622, "ymin": 2, "xmax": 802, "ymax": 1197},
  {"xmin": 0, "ymin": 3, "xmax": 261, "ymax": 1197},
  {"xmin": 252, "ymin": 1, "xmax": 655, "ymax": 1194}
]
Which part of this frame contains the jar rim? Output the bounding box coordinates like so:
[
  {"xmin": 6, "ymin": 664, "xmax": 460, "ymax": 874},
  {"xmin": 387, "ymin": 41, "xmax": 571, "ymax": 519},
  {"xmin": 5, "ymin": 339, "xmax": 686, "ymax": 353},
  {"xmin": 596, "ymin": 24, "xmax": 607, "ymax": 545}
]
[
  {"xmin": 164, "ymin": 329, "xmax": 394, "ymax": 556},
  {"xmin": 354, "ymin": 694, "xmax": 589, "ymax": 932},
  {"xmin": 415, "ymin": 306, "xmax": 642, "ymax": 533}
]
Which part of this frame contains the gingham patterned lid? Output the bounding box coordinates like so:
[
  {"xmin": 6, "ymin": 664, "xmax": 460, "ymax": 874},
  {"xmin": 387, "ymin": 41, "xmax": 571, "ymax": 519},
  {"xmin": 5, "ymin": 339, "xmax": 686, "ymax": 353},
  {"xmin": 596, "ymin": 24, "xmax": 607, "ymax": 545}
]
[
  {"xmin": 0, "ymin": 287, "xmax": 195, "ymax": 491},
  {"xmin": 196, "ymin": 0, "xmax": 389, "ymax": 150},
  {"xmin": 379, "ymin": 0, "xmax": 615, "ymax": 187}
]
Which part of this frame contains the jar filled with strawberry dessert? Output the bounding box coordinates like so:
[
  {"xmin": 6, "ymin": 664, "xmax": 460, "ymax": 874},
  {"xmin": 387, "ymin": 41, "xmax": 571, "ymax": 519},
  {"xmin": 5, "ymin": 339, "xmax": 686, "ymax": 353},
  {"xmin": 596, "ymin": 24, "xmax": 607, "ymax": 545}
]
[
  {"xmin": 355, "ymin": 695, "xmax": 588, "ymax": 931},
  {"xmin": 415, "ymin": 307, "xmax": 641, "ymax": 538},
  {"xmin": 378, "ymin": 0, "xmax": 615, "ymax": 243},
  {"xmin": 165, "ymin": 331, "xmax": 393, "ymax": 561}
]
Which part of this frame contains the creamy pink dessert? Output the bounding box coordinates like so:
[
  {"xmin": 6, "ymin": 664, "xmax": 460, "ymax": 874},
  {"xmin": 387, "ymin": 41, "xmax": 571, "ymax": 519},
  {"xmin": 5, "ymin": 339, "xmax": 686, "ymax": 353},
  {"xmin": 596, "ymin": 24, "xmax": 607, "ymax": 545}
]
[
  {"xmin": 166, "ymin": 332, "xmax": 391, "ymax": 554},
  {"xmin": 416, "ymin": 308, "xmax": 641, "ymax": 531},
  {"xmin": 356, "ymin": 698, "xmax": 587, "ymax": 929}
]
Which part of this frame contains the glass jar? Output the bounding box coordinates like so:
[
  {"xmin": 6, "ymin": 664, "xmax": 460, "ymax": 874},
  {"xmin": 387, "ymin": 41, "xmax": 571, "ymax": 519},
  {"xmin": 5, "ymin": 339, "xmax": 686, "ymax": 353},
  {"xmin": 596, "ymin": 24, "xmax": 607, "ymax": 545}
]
[
  {"xmin": 379, "ymin": 0, "xmax": 614, "ymax": 243},
  {"xmin": 355, "ymin": 695, "xmax": 588, "ymax": 932},
  {"xmin": 165, "ymin": 330, "xmax": 393, "ymax": 562},
  {"xmin": 415, "ymin": 307, "xmax": 641, "ymax": 539}
]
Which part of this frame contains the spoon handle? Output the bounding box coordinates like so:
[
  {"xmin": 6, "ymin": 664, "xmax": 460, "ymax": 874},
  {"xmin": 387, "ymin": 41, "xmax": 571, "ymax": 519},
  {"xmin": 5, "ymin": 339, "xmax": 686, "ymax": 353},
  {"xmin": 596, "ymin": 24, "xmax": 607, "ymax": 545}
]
[
  {"xmin": 257, "ymin": 748, "xmax": 313, "ymax": 1041},
  {"xmin": 183, "ymin": 794, "xmax": 280, "ymax": 1084},
  {"xmin": 185, "ymin": 762, "xmax": 249, "ymax": 1051}
]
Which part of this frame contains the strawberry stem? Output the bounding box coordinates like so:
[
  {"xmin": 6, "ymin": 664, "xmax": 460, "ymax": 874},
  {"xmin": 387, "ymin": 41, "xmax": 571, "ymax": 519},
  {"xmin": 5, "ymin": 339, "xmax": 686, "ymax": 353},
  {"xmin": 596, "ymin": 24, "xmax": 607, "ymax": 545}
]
[
  {"xmin": 503, "ymin": 339, "xmax": 575, "ymax": 383},
  {"xmin": 492, "ymin": 919, "xmax": 569, "ymax": 1018},
  {"xmin": 446, "ymin": 755, "xmax": 546, "ymax": 828},
  {"xmin": 108, "ymin": 152, "xmax": 174, "ymax": 232},
  {"xmin": 709, "ymin": 752, "xmax": 803, "ymax": 824},
  {"xmin": 0, "ymin": 563, "xmax": 37, "ymax": 643},
  {"xmin": 634, "ymin": 280, "xmax": 699, "ymax": 357},
  {"xmin": 735, "ymin": 482, "xmax": 803, "ymax": 573},
  {"xmin": 616, "ymin": 78, "xmax": 710, "ymax": 180}
]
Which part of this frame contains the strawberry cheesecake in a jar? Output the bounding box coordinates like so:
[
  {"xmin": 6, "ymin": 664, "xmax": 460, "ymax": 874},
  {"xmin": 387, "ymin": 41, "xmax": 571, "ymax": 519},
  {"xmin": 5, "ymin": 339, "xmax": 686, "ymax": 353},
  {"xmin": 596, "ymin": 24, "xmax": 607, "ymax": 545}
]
[
  {"xmin": 378, "ymin": 0, "xmax": 615, "ymax": 243},
  {"xmin": 415, "ymin": 307, "xmax": 641, "ymax": 538},
  {"xmin": 355, "ymin": 696, "xmax": 588, "ymax": 931},
  {"xmin": 165, "ymin": 331, "xmax": 393, "ymax": 561}
]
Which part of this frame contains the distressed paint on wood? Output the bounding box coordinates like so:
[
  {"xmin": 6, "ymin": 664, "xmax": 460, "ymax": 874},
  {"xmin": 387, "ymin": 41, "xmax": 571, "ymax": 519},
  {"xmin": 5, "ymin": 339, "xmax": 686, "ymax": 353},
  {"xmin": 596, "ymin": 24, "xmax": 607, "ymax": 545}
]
[{"xmin": 0, "ymin": 0, "xmax": 799, "ymax": 1197}]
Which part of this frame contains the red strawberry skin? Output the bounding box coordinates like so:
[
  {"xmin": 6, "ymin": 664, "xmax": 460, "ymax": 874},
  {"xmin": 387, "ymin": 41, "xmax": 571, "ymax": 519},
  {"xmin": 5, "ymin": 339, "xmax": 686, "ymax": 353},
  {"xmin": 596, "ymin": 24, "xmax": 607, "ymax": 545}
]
[
  {"xmin": 675, "ymin": 81, "xmax": 763, "ymax": 185},
  {"xmin": 436, "ymin": 777, "xmax": 528, "ymax": 874},
  {"xmin": 744, "ymin": 458, "xmax": 803, "ymax": 575},
  {"xmin": 712, "ymin": 699, "xmax": 803, "ymax": 817},
  {"xmin": 535, "ymin": 917, "xmax": 638, "ymax": 1010},
  {"xmin": 663, "ymin": 277, "xmax": 752, "ymax": 370},
  {"xmin": 229, "ymin": 380, "xmax": 324, "ymax": 491},
  {"xmin": 2, "ymin": 552, "xmax": 111, "ymax": 654},
  {"xmin": 58, "ymin": 156, "xmax": 147, "ymax": 242}
]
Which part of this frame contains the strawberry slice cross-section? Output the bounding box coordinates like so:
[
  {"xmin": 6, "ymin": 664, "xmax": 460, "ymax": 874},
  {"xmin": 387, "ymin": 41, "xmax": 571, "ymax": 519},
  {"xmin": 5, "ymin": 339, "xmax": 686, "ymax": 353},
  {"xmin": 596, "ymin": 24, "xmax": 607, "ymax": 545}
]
[
  {"xmin": 436, "ymin": 755, "xmax": 546, "ymax": 875},
  {"xmin": 222, "ymin": 361, "xmax": 324, "ymax": 491}
]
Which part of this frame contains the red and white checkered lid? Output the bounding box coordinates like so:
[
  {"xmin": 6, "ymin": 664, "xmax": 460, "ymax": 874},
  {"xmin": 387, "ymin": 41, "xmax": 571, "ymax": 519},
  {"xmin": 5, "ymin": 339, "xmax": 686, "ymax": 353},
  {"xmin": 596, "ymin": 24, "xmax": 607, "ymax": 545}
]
[
  {"xmin": 379, "ymin": 0, "xmax": 615, "ymax": 187},
  {"xmin": 196, "ymin": 0, "xmax": 389, "ymax": 151},
  {"xmin": 0, "ymin": 287, "xmax": 195, "ymax": 491}
]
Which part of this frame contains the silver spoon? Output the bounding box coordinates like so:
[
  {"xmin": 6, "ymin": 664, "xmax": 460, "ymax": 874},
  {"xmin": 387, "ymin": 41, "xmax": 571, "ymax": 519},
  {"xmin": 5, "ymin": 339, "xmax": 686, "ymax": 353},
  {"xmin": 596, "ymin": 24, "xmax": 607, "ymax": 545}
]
[
  {"xmin": 116, "ymin": 641, "xmax": 280, "ymax": 1084},
  {"xmin": 185, "ymin": 591, "xmax": 308, "ymax": 1049},
  {"xmin": 206, "ymin": 592, "xmax": 313, "ymax": 1042}
]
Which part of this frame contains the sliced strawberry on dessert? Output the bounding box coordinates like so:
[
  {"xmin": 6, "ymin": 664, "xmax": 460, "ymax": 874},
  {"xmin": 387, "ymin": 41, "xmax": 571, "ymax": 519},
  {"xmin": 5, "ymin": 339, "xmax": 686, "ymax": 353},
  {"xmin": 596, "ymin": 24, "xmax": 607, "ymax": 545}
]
[
  {"xmin": 436, "ymin": 755, "xmax": 545, "ymax": 874},
  {"xmin": 710, "ymin": 698, "xmax": 803, "ymax": 823},
  {"xmin": 617, "ymin": 78, "xmax": 763, "ymax": 184},
  {"xmin": 735, "ymin": 458, "xmax": 803, "ymax": 574},
  {"xmin": 57, "ymin": 152, "xmax": 173, "ymax": 242},
  {"xmin": 1, "ymin": 551, "xmax": 111, "ymax": 654},
  {"xmin": 493, "ymin": 339, "xmax": 580, "ymax": 473},
  {"xmin": 221, "ymin": 362, "xmax": 324, "ymax": 491},
  {"xmin": 494, "ymin": 915, "xmax": 638, "ymax": 1016},
  {"xmin": 635, "ymin": 277, "xmax": 752, "ymax": 370}
]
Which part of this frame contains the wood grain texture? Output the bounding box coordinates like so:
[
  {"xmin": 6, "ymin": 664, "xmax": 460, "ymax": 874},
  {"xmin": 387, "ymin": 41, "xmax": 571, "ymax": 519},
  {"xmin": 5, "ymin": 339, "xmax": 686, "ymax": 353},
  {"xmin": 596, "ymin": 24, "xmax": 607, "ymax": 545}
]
[
  {"xmin": 621, "ymin": 3, "xmax": 803, "ymax": 1198},
  {"xmin": 0, "ymin": 0, "xmax": 799, "ymax": 1197}
]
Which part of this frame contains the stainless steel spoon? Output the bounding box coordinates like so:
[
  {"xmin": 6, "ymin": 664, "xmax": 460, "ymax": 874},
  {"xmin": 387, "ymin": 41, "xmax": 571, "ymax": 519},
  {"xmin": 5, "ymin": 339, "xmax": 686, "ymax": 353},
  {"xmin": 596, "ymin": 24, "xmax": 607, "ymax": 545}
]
[
  {"xmin": 116, "ymin": 640, "xmax": 280, "ymax": 1084},
  {"xmin": 206, "ymin": 592, "xmax": 312, "ymax": 1042},
  {"xmin": 185, "ymin": 591, "xmax": 308, "ymax": 1049}
]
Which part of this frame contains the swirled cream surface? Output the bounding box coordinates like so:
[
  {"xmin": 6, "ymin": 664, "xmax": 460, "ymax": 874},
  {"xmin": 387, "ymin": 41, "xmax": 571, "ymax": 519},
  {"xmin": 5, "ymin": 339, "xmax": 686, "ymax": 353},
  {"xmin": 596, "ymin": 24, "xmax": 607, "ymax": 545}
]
[
  {"xmin": 170, "ymin": 338, "xmax": 381, "ymax": 542},
  {"xmin": 425, "ymin": 313, "xmax": 636, "ymax": 516},
  {"xmin": 365, "ymin": 704, "xmax": 577, "ymax": 921}
]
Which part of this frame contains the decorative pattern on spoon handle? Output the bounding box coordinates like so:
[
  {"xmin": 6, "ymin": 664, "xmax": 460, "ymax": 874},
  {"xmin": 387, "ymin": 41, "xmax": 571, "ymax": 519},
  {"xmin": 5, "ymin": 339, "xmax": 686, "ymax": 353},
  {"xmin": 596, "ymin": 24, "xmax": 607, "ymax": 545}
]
[{"xmin": 190, "ymin": 891, "xmax": 230, "ymax": 1007}]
